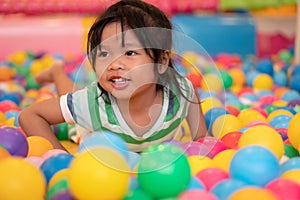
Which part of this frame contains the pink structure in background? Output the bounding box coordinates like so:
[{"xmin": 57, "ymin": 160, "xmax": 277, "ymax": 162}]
[{"xmin": 0, "ymin": 15, "xmax": 84, "ymax": 60}]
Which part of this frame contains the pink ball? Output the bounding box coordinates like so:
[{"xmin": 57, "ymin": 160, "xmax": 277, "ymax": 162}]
[
  {"xmin": 179, "ymin": 189, "xmax": 218, "ymax": 200},
  {"xmin": 197, "ymin": 136, "xmax": 228, "ymax": 158},
  {"xmin": 180, "ymin": 141, "xmax": 210, "ymax": 156},
  {"xmin": 42, "ymin": 149, "xmax": 68, "ymax": 160},
  {"xmin": 265, "ymin": 178, "xmax": 300, "ymax": 200},
  {"xmin": 25, "ymin": 156, "xmax": 44, "ymax": 168},
  {"xmin": 195, "ymin": 167, "xmax": 229, "ymax": 191}
]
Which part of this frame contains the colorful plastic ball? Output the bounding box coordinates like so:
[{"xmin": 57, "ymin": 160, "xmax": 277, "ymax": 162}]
[
  {"xmin": 179, "ymin": 189, "xmax": 218, "ymax": 200},
  {"xmin": 26, "ymin": 136, "xmax": 54, "ymax": 157},
  {"xmin": 229, "ymin": 68, "xmax": 246, "ymax": 87},
  {"xmin": 68, "ymin": 147, "xmax": 130, "ymax": 200},
  {"xmin": 220, "ymin": 70, "xmax": 233, "ymax": 89},
  {"xmin": 256, "ymin": 59, "xmax": 274, "ymax": 76},
  {"xmin": 280, "ymin": 157, "xmax": 300, "ymax": 174},
  {"xmin": 269, "ymin": 114, "xmax": 291, "ymax": 127},
  {"xmin": 220, "ymin": 131, "xmax": 242, "ymax": 149},
  {"xmin": 238, "ymin": 125, "xmax": 284, "ymax": 159},
  {"xmin": 213, "ymin": 149, "xmax": 237, "ymax": 172},
  {"xmin": 48, "ymin": 169, "xmax": 69, "ymax": 190},
  {"xmin": 0, "ymin": 157, "xmax": 46, "ymax": 200},
  {"xmin": 25, "ymin": 75, "xmax": 41, "ymax": 89},
  {"xmin": 253, "ymin": 74, "xmax": 273, "ymax": 91},
  {"xmin": 123, "ymin": 189, "xmax": 153, "ymax": 200},
  {"xmin": 224, "ymin": 105, "xmax": 240, "ymax": 116},
  {"xmin": 180, "ymin": 141, "xmax": 210, "ymax": 157},
  {"xmin": 229, "ymin": 145, "xmax": 280, "ymax": 187},
  {"xmin": 284, "ymin": 144, "xmax": 300, "ymax": 158},
  {"xmin": 0, "ymin": 145, "xmax": 10, "ymax": 159},
  {"xmin": 281, "ymin": 90, "xmax": 300, "ymax": 102},
  {"xmin": 281, "ymin": 169, "xmax": 300, "ymax": 185},
  {"xmin": 49, "ymin": 190, "xmax": 73, "ymax": 200},
  {"xmin": 290, "ymin": 74, "xmax": 300, "ymax": 93},
  {"xmin": 46, "ymin": 178, "xmax": 70, "ymax": 200},
  {"xmin": 0, "ymin": 126, "xmax": 28, "ymax": 157},
  {"xmin": 188, "ymin": 155, "xmax": 214, "ymax": 175},
  {"xmin": 210, "ymin": 178, "xmax": 247, "ymax": 200},
  {"xmin": 288, "ymin": 98, "xmax": 300, "ymax": 108},
  {"xmin": 42, "ymin": 149, "xmax": 68, "ymax": 160},
  {"xmin": 273, "ymin": 71, "xmax": 288, "ymax": 87},
  {"xmin": 246, "ymin": 70, "xmax": 259, "ymax": 86},
  {"xmin": 186, "ymin": 73, "xmax": 202, "ymax": 88},
  {"xmin": 137, "ymin": 143, "xmax": 191, "ymax": 199},
  {"xmin": 195, "ymin": 167, "xmax": 229, "ymax": 191},
  {"xmin": 78, "ymin": 130, "xmax": 128, "ymax": 159},
  {"xmin": 265, "ymin": 178, "xmax": 300, "ymax": 200},
  {"xmin": 56, "ymin": 122, "xmax": 69, "ymax": 141},
  {"xmin": 201, "ymin": 97, "xmax": 223, "ymax": 114},
  {"xmin": 267, "ymin": 109, "xmax": 294, "ymax": 122},
  {"xmin": 25, "ymin": 156, "xmax": 44, "ymax": 168},
  {"xmin": 229, "ymin": 187, "xmax": 279, "ymax": 200},
  {"xmin": 0, "ymin": 100, "xmax": 20, "ymax": 113},
  {"xmin": 211, "ymin": 114, "xmax": 243, "ymax": 138},
  {"xmin": 0, "ymin": 67, "xmax": 14, "ymax": 81},
  {"xmin": 40, "ymin": 153, "xmax": 74, "ymax": 184},
  {"xmin": 237, "ymin": 109, "xmax": 266, "ymax": 127},
  {"xmin": 198, "ymin": 136, "xmax": 228, "ymax": 158},
  {"xmin": 204, "ymin": 107, "xmax": 229, "ymax": 135},
  {"xmin": 201, "ymin": 73, "xmax": 223, "ymax": 93},
  {"xmin": 287, "ymin": 112, "xmax": 300, "ymax": 150},
  {"xmin": 186, "ymin": 176, "xmax": 206, "ymax": 191}
]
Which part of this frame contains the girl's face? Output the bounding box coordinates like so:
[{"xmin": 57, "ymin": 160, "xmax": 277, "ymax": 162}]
[{"xmin": 94, "ymin": 22, "xmax": 159, "ymax": 100}]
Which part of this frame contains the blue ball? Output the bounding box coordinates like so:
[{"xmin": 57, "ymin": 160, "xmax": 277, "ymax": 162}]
[
  {"xmin": 78, "ymin": 130, "xmax": 129, "ymax": 159},
  {"xmin": 269, "ymin": 115, "xmax": 292, "ymax": 127},
  {"xmin": 289, "ymin": 74, "xmax": 300, "ymax": 93},
  {"xmin": 281, "ymin": 90, "xmax": 300, "ymax": 102},
  {"xmin": 204, "ymin": 107, "xmax": 229, "ymax": 135},
  {"xmin": 280, "ymin": 157, "xmax": 300, "ymax": 174},
  {"xmin": 186, "ymin": 176, "xmax": 205, "ymax": 191},
  {"xmin": 229, "ymin": 145, "xmax": 280, "ymax": 187},
  {"xmin": 246, "ymin": 70, "xmax": 259, "ymax": 86},
  {"xmin": 291, "ymin": 64, "xmax": 300, "ymax": 77},
  {"xmin": 40, "ymin": 153, "xmax": 74, "ymax": 183},
  {"xmin": 256, "ymin": 58, "xmax": 274, "ymax": 76},
  {"xmin": 211, "ymin": 179, "xmax": 247, "ymax": 200},
  {"xmin": 273, "ymin": 71, "xmax": 288, "ymax": 87}
]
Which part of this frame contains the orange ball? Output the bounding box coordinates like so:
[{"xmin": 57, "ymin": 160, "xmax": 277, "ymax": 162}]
[
  {"xmin": 0, "ymin": 146, "xmax": 11, "ymax": 159},
  {"xmin": 27, "ymin": 136, "xmax": 54, "ymax": 157}
]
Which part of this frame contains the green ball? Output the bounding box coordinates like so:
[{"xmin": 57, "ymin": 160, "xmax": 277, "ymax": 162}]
[
  {"xmin": 56, "ymin": 123, "xmax": 69, "ymax": 141},
  {"xmin": 137, "ymin": 143, "xmax": 191, "ymax": 199},
  {"xmin": 25, "ymin": 75, "xmax": 40, "ymax": 89},
  {"xmin": 220, "ymin": 70, "xmax": 233, "ymax": 89},
  {"xmin": 284, "ymin": 144, "xmax": 300, "ymax": 158},
  {"xmin": 265, "ymin": 105, "xmax": 277, "ymax": 114},
  {"xmin": 123, "ymin": 189, "xmax": 153, "ymax": 200},
  {"xmin": 46, "ymin": 178, "xmax": 69, "ymax": 200}
]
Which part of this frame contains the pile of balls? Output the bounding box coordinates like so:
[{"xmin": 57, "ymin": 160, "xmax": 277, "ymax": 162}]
[{"xmin": 0, "ymin": 49, "xmax": 300, "ymax": 199}]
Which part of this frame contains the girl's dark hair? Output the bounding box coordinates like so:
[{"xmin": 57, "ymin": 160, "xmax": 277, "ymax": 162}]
[{"xmin": 87, "ymin": 0, "xmax": 194, "ymax": 102}]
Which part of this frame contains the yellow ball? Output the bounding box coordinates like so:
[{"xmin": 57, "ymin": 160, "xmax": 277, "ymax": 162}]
[
  {"xmin": 0, "ymin": 111, "xmax": 7, "ymax": 123},
  {"xmin": 281, "ymin": 169, "xmax": 300, "ymax": 185},
  {"xmin": 68, "ymin": 147, "xmax": 130, "ymax": 200},
  {"xmin": 288, "ymin": 112, "xmax": 300, "ymax": 150},
  {"xmin": 212, "ymin": 149, "xmax": 237, "ymax": 172},
  {"xmin": 237, "ymin": 109, "xmax": 266, "ymax": 127},
  {"xmin": 181, "ymin": 51, "xmax": 199, "ymax": 69},
  {"xmin": 229, "ymin": 68, "xmax": 246, "ymax": 87},
  {"xmin": 188, "ymin": 155, "xmax": 214, "ymax": 175},
  {"xmin": 201, "ymin": 73, "xmax": 223, "ymax": 93},
  {"xmin": 267, "ymin": 109, "xmax": 294, "ymax": 122},
  {"xmin": 0, "ymin": 157, "xmax": 46, "ymax": 200},
  {"xmin": 48, "ymin": 168, "xmax": 69, "ymax": 189},
  {"xmin": 238, "ymin": 125, "xmax": 284, "ymax": 159},
  {"xmin": 253, "ymin": 74, "xmax": 273, "ymax": 91},
  {"xmin": 229, "ymin": 187, "xmax": 278, "ymax": 200},
  {"xmin": 27, "ymin": 136, "xmax": 54, "ymax": 157},
  {"xmin": 212, "ymin": 114, "xmax": 243, "ymax": 138},
  {"xmin": 201, "ymin": 97, "xmax": 223, "ymax": 114}
]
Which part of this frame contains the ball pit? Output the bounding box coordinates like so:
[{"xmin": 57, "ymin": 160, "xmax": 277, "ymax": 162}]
[{"xmin": 1, "ymin": 46, "xmax": 300, "ymax": 199}]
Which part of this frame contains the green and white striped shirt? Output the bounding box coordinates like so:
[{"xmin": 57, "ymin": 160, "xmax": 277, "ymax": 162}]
[{"xmin": 60, "ymin": 76, "xmax": 195, "ymax": 152}]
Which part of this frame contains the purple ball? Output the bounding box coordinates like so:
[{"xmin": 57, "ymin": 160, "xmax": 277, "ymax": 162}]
[
  {"xmin": 51, "ymin": 190, "xmax": 74, "ymax": 200},
  {"xmin": 288, "ymin": 98, "xmax": 300, "ymax": 108},
  {"xmin": 0, "ymin": 127, "xmax": 28, "ymax": 157}
]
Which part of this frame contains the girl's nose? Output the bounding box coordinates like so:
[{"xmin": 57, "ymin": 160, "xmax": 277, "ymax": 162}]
[{"xmin": 107, "ymin": 57, "xmax": 125, "ymax": 71}]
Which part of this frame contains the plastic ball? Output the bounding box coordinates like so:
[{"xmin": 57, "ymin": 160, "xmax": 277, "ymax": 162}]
[
  {"xmin": 0, "ymin": 157, "xmax": 46, "ymax": 200},
  {"xmin": 0, "ymin": 100, "xmax": 20, "ymax": 113},
  {"xmin": 265, "ymin": 178, "xmax": 300, "ymax": 200},
  {"xmin": 267, "ymin": 109, "xmax": 294, "ymax": 122},
  {"xmin": 25, "ymin": 75, "xmax": 41, "ymax": 89},
  {"xmin": 195, "ymin": 167, "xmax": 229, "ymax": 191},
  {"xmin": 210, "ymin": 178, "xmax": 247, "ymax": 200},
  {"xmin": 238, "ymin": 125, "xmax": 284, "ymax": 159},
  {"xmin": 229, "ymin": 68, "xmax": 246, "ymax": 87},
  {"xmin": 56, "ymin": 123, "xmax": 69, "ymax": 141},
  {"xmin": 229, "ymin": 145, "xmax": 280, "ymax": 187},
  {"xmin": 220, "ymin": 70, "xmax": 233, "ymax": 89},
  {"xmin": 0, "ymin": 127, "xmax": 28, "ymax": 157},
  {"xmin": 281, "ymin": 90, "xmax": 300, "ymax": 102},
  {"xmin": 49, "ymin": 190, "xmax": 73, "ymax": 200},
  {"xmin": 0, "ymin": 146, "xmax": 11, "ymax": 159},
  {"xmin": 25, "ymin": 156, "xmax": 44, "ymax": 168},
  {"xmin": 229, "ymin": 187, "xmax": 279, "ymax": 200},
  {"xmin": 237, "ymin": 109, "xmax": 266, "ymax": 127},
  {"xmin": 246, "ymin": 70, "xmax": 259, "ymax": 86},
  {"xmin": 290, "ymin": 74, "xmax": 300, "ymax": 93},
  {"xmin": 186, "ymin": 73, "xmax": 202, "ymax": 88},
  {"xmin": 179, "ymin": 189, "xmax": 218, "ymax": 200},
  {"xmin": 220, "ymin": 131, "xmax": 242, "ymax": 149},
  {"xmin": 280, "ymin": 157, "xmax": 300, "ymax": 174},
  {"xmin": 46, "ymin": 178, "xmax": 70, "ymax": 200},
  {"xmin": 0, "ymin": 67, "xmax": 14, "ymax": 81},
  {"xmin": 68, "ymin": 147, "xmax": 130, "ymax": 200},
  {"xmin": 287, "ymin": 112, "xmax": 300, "ymax": 150},
  {"xmin": 211, "ymin": 114, "xmax": 243, "ymax": 138},
  {"xmin": 180, "ymin": 141, "xmax": 210, "ymax": 157},
  {"xmin": 42, "ymin": 149, "xmax": 68, "ymax": 160},
  {"xmin": 269, "ymin": 114, "xmax": 291, "ymax": 128},
  {"xmin": 284, "ymin": 144, "xmax": 299, "ymax": 158},
  {"xmin": 78, "ymin": 130, "xmax": 128, "ymax": 159},
  {"xmin": 281, "ymin": 169, "xmax": 300, "ymax": 185},
  {"xmin": 48, "ymin": 169, "xmax": 69, "ymax": 189},
  {"xmin": 123, "ymin": 189, "xmax": 153, "ymax": 200},
  {"xmin": 256, "ymin": 58, "xmax": 274, "ymax": 76},
  {"xmin": 201, "ymin": 73, "xmax": 223, "ymax": 93},
  {"xmin": 253, "ymin": 74, "xmax": 273, "ymax": 91},
  {"xmin": 188, "ymin": 155, "xmax": 214, "ymax": 175},
  {"xmin": 198, "ymin": 136, "xmax": 228, "ymax": 158},
  {"xmin": 26, "ymin": 136, "xmax": 54, "ymax": 157},
  {"xmin": 40, "ymin": 153, "xmax": 74, "ymax": 184},
  {"xmin": 204, "ymin": 107, "xmax": 229, "ymax": 135},
  {"xmin": 213, "ymin": 149, "xmax": 237, "ymax": 172},
  {"xmin": 201, "ymin": 97, "xmax": 223, "ymax": 114},
  {"xmin": 137, "ymin": 143, "xmax": 191, "ymax": 199},
  {"xmin": 273, "ymin": 71, "xmax": 288, "ymax": 87},
  {"xmin": 186, "ymin": 176, "xmax": 206, "ymax": 191}
]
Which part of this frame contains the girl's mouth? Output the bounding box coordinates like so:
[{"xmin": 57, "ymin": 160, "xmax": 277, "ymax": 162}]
[{"xmin": 110, "ymin": 77, "xmax": 130, "ymax": 89}]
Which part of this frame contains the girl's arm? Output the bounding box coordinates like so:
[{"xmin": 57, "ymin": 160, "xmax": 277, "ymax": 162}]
[
  {"xmin": 18, "ymin": 97, "xmax": 67, "ymax": 151},
  {"xmin": 186, "ymin": 87, "xmax": 207, "ymax": 141}
]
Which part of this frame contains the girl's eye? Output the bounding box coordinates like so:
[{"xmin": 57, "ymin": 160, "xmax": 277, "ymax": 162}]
[
  {"xmin": 98, "ymin": 51, "xmax": 109, "ymax": 57},
  {"xmin": 125, "ymin": 51, "xmax": 136, "ymax": 56}
]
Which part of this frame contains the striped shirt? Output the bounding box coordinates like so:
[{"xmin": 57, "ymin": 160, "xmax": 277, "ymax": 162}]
[{"xmin": 60, "ymin": 76, "xmax": 195, "ymax": 152}]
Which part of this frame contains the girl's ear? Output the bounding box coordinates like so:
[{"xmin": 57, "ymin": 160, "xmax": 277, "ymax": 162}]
[{"xmin": 158, "ymin": 51, "xmax": 170, "ymax": 74}]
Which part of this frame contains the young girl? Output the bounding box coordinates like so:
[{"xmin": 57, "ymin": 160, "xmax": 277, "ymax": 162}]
[{"xmin": 19, "ymin": 0, "xmax": 207, "ymax": 152}]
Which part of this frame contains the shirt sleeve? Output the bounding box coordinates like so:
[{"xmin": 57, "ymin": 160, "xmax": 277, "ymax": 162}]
[{"xmin": 60, "ymin": 93, "xmax": 75, "ymax": 124}]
